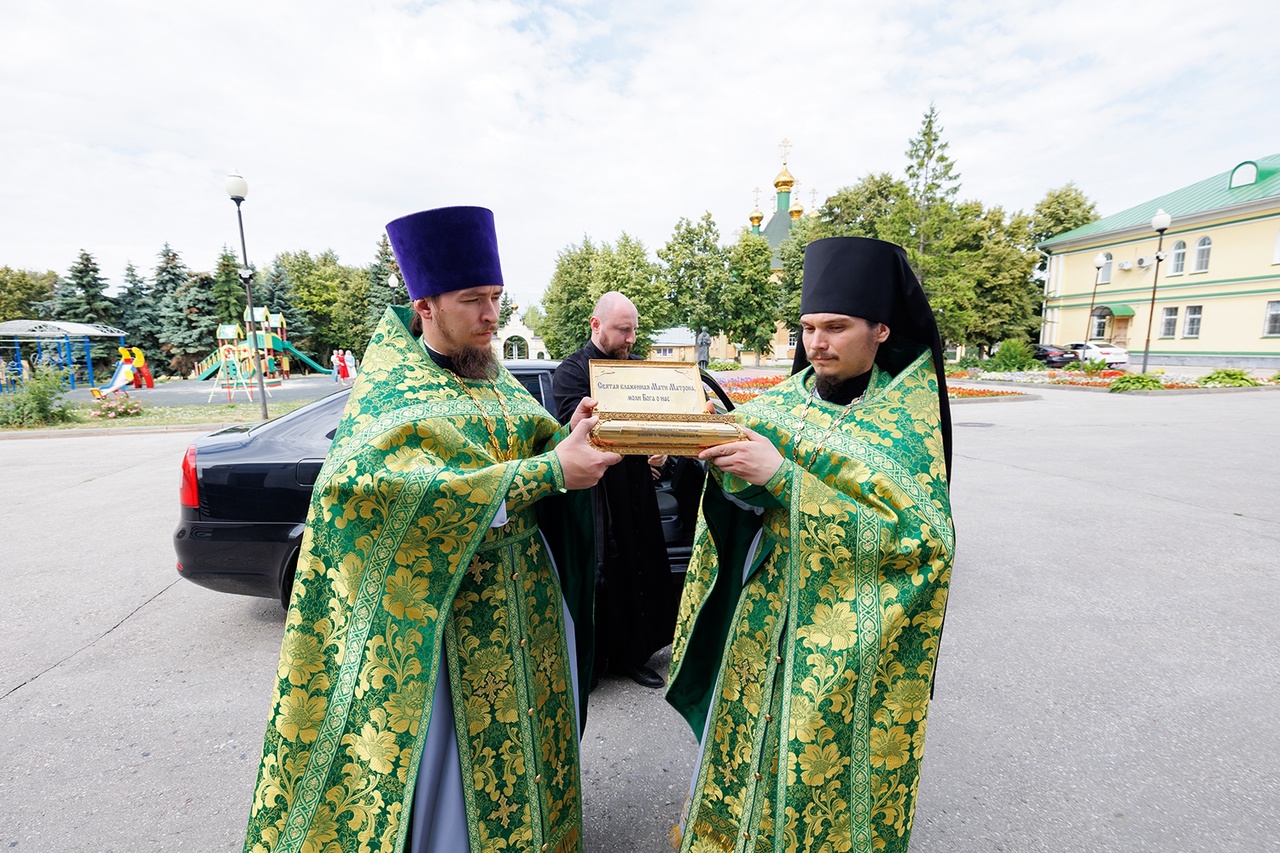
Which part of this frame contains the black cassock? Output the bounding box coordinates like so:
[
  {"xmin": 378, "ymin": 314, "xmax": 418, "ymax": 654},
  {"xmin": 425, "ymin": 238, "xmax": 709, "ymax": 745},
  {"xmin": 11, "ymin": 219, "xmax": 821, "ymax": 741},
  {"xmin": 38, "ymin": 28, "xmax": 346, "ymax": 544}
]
[{"xmin": 551, "ymin": 341, "xmax": 676, "ymax": 679}]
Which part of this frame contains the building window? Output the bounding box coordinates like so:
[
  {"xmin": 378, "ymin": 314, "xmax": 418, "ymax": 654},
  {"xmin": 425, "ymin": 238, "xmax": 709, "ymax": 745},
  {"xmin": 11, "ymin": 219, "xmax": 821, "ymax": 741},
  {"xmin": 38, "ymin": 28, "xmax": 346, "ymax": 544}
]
[
  {"xmin": 1090, "ymin": 314, "xmax": 1107, "ymax": 340},
  {"xmin": 1273, "ymin": 230, "xmax": 1280, "ymax": 265},
  {"xmin": 1183, "ymin": 305, "xmax": 1202, "ymax": 338},
  {"xmin": 1192, "ymin": 237, "xmax": 1211, "ymax": 273},
  {"xmin": 788, "ymin": 330, "xmax": 797, "ymax": 347},
  {"xmin": 1265, "ymin": 301, "xmax": 1280, "ymax": 336},
  {"xmin": 1160, "ymin": 307, "xmax": 1178, "ymax": 338},
  {"xmin": 1170, "ymin": 241, "xmax": 1186, "ymax": 275},
  {"xmin": 653, "ymin": 347, "xmax": 674, "ymax": 357},
  {"xmin": 1098, "ymin": 252, "xmax": 1113, "ymax": 284}
]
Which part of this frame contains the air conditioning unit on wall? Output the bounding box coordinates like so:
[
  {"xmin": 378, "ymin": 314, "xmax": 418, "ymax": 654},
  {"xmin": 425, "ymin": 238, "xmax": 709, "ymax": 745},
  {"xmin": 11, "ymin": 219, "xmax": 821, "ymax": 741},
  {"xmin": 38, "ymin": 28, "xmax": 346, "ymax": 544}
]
[
  {"xmin": 1118, "ymin": 260, "xmax": 1134, "ymax": 270},
  {"xmin": 1136, "ymin": 255, "xmax": 1154, "ymax": 268}
]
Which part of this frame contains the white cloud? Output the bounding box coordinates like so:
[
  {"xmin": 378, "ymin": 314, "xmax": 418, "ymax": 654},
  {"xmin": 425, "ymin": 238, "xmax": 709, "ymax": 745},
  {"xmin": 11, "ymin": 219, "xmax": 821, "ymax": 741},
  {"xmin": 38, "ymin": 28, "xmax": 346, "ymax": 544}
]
[{"xmin": 2, "ymin": 0, "xmax": 1277, "ymax": 316}]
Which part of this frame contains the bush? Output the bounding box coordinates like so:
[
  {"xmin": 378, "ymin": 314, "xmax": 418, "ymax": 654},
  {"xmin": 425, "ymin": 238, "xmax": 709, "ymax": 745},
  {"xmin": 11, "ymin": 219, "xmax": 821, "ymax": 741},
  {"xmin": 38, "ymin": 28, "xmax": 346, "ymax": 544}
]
[
  {"xmin": 1109, "ymin": 373, "xmax": 1164, "ymax": 393},
  {"xmin": 707, "ymin": 359, "xmax": 741, "ymax": 372},
  {"xmin": 987, "ymin": 338, "xmax": 1039, "ymax": 372},
  {"xmin": 1199, "ymin": 368, "xmax": 1260, "ymax": 388},
  {"xmin": 1272, "ymin": 370, "xmax": 1280, "ymax": 383},
  {"xmin": 0, "ymin": 368, "xmax": 76, "ymax": 428},
  {"xmin": 1079, "ymin": 358, "xmax": 1108, "ymax": 375},
  {"xmin": 87, "ymin": 397, "xmax": 145, "ymax": 419},
  {"xmin": 955, "ymin": 353, "xmax": 982, "ymax": 370}
]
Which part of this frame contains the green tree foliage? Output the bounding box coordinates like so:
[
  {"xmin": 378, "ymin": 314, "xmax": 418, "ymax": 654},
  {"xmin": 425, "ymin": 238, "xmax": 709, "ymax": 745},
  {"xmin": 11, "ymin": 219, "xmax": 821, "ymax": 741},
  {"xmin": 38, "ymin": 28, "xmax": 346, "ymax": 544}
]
[
  {"xmin": 163, "ymin": 271, "xmax": 221, "ymax": 376},
  {"xmin": 723, "ymin": 230, "xmax": 779, "ymax": 365},
  {"xmin": 333, "ymin": 267, "xmax": 372, "ymax": 357},
  {"xmin": 656, "ymin": 213, "xmax": 730, "ymax": 336},
  {"xmin": 211, "ymin": 248, "xmax": 248, "ymax": 327},
  {"xmin": 275, "ymin": 250, "xmax": 366, "ymax": 357},
  {"xmin": 987, "ymin": 337, "xmax": 1039, "ymax": 371},
  {"xmin": 955, "ymin": 204, "xmax": 1040, "ymax": 353},
  {"xmin": 54, "ymin": 250, "xmax": 118, "ymax": 327},
  {"xmin": 595, "ymin": 233, "xmax": 666, "ymax": 357},
  {"xmin": 540, "ymin": 234, "xmax": 667, "ymax": 358},
  {"xmin": 818, "ymin": 172, "xmax": 911, "ymax": 242},
  {"xmin": 777, "ymin": 215, "xmax": 821, "ymax": 328},
  {"xmin": 0, "ymin": 267, "xmax": 57, "ymax": 322},
  {"xmin": 365, "ymin": 234, "xmax": 404, "ymax": 329},
  {"xmin": 258, "ymin": 257, "xmax": 314, "ymax": 357},
  {"xmin": 116, "ymin": 262, "xmax": 164, "ymax": 358},
  {"xmin": 1029, "ymin": 183, "xmax": 1100, "ymax": 271},
  {"xmin": 154, "ymin": 244, "xmax": 193, "ymax": 374},
  {"xmin": 522, "ymin": 303, "xmax": 544, "ymax": 335},
  {"xmin": 498, "ymin": 292, "xmax": 515, "ymax": 327},
  {"xmin": 541, "ymin": 238, "xmax": 600, "ymax": 358},
  {"xmin": 54, "ymin": 250, "xmax": 119, "ymax": 372},
  {"xmin": 901, "ymin": 104, "xmax": 972, "ymax": 344}
]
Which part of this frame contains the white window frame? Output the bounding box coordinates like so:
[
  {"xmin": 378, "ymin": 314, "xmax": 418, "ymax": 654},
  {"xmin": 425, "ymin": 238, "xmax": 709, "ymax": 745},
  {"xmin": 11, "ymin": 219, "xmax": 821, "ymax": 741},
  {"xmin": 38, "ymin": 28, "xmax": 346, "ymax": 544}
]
[
  {"xmin": 1264, "ymin": 301, "xmax": 1280, "ymax": 337},
  {"xmin": 653, "ymin": 346, "xmax": 674, "ymax": 357},
  {"xmin": 1090, "ymin": 314, "xmax": 1107, "ymax": 340},
  {"xmin": 1098, "ymin": 252, "xmax": 1113, "ymax": 284},
  {"xmin": 1183, "ymin": 305, "xmax": 1202, "ymax": 338},
  {"xmin": 1273, "ymin": 230, "xmax": 1280, "ymax": 265},
  {"xmin": 1192, "ymin": 237, "xmax": 1211, "ymax": 273},
  {"xmin": 1170, "ymin": 241, "xmax": 1186, "ymax": 275},
  {"xmin": 1160, "ymin": 307, "xmax": 1178, "ymax": 338}
]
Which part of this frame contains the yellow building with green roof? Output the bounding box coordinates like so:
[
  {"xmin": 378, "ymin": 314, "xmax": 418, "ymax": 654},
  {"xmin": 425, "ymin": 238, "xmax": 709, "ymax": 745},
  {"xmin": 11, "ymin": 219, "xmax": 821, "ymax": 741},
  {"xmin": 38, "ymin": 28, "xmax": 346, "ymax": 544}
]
[{"xmin": 1039, "ymin": 155, "xmax": 1280, "ymax": 370}]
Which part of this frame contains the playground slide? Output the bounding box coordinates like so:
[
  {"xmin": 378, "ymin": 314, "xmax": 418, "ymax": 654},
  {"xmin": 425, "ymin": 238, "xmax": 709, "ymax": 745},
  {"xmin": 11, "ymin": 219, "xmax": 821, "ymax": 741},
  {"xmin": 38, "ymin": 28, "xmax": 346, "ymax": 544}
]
[
  {"xmin": 91, "ymin": 360, "xmax": 134, "ymax": 398},
  {"xmin": 196, "ymin": 359, "xmax": 222, "ymax": 381},
  {"xmin": 281, "ymin": 340, "xmax": 334, "ymax": 375}
]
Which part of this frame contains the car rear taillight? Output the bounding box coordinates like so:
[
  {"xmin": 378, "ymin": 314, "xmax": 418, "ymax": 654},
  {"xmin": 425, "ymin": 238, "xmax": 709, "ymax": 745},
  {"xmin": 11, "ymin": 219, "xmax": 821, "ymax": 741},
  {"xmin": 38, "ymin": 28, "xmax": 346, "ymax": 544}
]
[{"xmin": 180, "ymin": 444, "xmax": 199, "ymax": 508}]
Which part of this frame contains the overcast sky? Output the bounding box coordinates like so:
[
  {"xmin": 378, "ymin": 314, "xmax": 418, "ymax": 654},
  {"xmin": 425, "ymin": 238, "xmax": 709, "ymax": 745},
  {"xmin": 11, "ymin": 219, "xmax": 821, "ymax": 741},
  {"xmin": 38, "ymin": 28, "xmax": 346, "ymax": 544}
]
[{"xmin": 3, "ymin": 0, "xmax": 1277, "ymax": 314}]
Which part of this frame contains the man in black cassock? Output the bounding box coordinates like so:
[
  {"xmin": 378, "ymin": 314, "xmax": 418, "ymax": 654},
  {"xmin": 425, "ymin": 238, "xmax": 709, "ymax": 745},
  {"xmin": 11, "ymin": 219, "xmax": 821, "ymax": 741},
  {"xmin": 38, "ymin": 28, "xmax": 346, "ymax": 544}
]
[{"xmin": 552, "ymin": 291, "xmax": 675, "ymax": 688}]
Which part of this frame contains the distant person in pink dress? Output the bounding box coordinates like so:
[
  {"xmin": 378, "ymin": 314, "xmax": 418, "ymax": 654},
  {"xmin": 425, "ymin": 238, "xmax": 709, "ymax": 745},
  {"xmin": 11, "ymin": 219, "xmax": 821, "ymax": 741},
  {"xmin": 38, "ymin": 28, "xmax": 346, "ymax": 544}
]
[{"xmin": 336, "ymin": 349, "xmax": 351, "ymax": 385}]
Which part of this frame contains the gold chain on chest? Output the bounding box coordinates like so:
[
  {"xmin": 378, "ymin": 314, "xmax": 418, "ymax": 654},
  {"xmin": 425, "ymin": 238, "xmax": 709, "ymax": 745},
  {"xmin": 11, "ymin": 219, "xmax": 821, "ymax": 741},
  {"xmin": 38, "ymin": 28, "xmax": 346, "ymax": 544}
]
[
  {"xmin": 792, "ymin": 384, "xmax": 862, "ymax": 471},
  {"xmin": 450, "ymin": 372, "xmax": 517, "ymax": 462}
]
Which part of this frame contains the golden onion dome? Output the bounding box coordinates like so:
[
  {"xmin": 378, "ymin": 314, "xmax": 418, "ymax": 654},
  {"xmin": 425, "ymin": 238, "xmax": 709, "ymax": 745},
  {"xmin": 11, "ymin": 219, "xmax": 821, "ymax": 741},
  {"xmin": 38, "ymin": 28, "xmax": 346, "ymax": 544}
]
[
  {"xmin": 749, "ymin": 207, "xmax": 764, "ymax": 226},
  {"xmin": 789, "ymin": 198, "xmax": 803, "ymax": 219},
  {"xmin": 774, "ymin": 163, "xmax": 795, "ymax": 191}
]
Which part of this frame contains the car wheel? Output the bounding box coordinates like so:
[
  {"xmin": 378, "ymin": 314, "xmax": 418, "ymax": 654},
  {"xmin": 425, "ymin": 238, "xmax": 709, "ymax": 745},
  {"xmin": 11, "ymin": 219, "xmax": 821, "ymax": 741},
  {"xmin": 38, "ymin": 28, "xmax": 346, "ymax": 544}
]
[{"xmin": 279, "ymin": 552, "xmax": 298, "ymax": 609}]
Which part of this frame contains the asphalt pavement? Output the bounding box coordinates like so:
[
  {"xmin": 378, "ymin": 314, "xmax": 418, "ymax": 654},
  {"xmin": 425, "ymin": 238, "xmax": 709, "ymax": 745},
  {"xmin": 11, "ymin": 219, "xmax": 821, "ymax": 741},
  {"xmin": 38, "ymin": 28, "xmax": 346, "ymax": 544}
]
[{"xmin": 0, "ymin": 383, "xmax": 1277, "ymax": 851}]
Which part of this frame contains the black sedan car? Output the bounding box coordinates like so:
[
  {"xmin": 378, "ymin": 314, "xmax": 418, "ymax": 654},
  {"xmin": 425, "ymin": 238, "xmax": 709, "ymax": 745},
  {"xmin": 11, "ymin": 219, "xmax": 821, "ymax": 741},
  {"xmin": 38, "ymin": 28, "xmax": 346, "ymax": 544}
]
[
  {"xmin": 174, "ymin": 361, "xmax": 731, "ymax": 607},
  {"xmin": 1032, "ymin": 343, "xmax": 1078, "ymax": 368}
]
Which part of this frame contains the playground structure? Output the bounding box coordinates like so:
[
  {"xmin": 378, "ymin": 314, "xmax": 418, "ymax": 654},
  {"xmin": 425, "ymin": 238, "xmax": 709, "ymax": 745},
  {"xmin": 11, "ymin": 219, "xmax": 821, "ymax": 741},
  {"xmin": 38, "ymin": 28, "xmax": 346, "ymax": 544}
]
[
  {"xmin": 193, "ymin": 307, "xmax": 332, "ymax": 398},
  {"xmin": 0, "ymin": 319, "xmax": 129, "ymax": 393},
  {"xmin": 89, "ymin": 346, "xmax": 156, "ymax": 399}
]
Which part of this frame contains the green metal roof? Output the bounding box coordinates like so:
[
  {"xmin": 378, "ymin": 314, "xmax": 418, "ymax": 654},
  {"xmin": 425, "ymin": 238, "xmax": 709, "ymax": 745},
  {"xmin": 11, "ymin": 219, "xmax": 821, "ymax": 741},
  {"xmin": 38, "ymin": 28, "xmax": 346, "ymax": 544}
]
[{"xmin": 1042, "ymin": 154, "xmax": 1280, "ymax": 248}]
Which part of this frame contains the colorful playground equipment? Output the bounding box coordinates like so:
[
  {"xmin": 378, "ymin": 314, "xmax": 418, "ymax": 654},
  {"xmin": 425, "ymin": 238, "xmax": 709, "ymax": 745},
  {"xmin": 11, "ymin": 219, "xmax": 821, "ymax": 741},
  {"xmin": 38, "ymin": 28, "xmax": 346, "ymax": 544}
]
[
  {"xmin": 90, "ymin": 347, "xmax": 155, "ymax": 399},
  {"xmin": 193, "ymin": 308, "xmax": 332, "ymax": 400},
  {"xmin": 0, "ymin": 319, "xmax": 133, "ymax": 394}
]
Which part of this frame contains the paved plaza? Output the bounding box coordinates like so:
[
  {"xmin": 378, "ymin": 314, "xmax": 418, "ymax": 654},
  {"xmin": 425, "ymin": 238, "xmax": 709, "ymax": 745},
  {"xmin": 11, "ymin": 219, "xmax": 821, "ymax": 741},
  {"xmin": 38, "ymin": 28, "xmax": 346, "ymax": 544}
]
[{"xmin": 0, "ymin": 382, "xmax": 1277, "ymax": 851}]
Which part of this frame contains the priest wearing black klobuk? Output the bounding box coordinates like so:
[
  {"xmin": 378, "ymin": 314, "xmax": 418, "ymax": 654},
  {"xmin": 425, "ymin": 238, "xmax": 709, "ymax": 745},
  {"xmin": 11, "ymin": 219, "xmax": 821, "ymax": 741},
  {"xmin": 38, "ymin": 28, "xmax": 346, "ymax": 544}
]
[
  {"xmin": 666, "ymin": 236, "xmax": 955, "ymax": 853},
  {"xmin": 241, "ymin": 205, "xmax": 620, "ymax": 853}
]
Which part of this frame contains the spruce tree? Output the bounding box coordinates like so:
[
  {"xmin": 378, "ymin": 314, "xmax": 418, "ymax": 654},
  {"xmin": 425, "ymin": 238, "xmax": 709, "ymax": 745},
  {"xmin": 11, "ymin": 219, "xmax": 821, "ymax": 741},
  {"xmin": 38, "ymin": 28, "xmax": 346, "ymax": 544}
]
[
  {"xmin": 55, "ymin": 250, "xmax": 118, "ymax": 327},
  {"xmin": 116, "ymin": 262, "xmax": 164, "ymax": 358},
  {"xmin": 365, "ymin": 234, "xmax": 405, "ymax": 328},
  {"xmin": 212, "ymin": 248, "xmax": 248, "ymax": 327},
  {"xmin": 259, "ymin": 257, "xmax": 314, "ymax": 360},
  {"xmin": 164, "ymin": 272, "xmax": 221, "ymax": 376},
  {"xmin": 498, "ymin": 292, "xmax": 515, "ymax": 327},
  {"xmin": 154, "ymin": 244, "xmax": 193, "ymax": 372}
]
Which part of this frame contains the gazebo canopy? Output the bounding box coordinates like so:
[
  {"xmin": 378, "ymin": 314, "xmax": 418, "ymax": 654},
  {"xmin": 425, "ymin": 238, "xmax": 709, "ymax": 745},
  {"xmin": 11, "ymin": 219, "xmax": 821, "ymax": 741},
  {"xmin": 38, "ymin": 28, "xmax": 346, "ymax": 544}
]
[{"xmin": 0, "ymin": 319, "xmax": 126, "ymax": 338}]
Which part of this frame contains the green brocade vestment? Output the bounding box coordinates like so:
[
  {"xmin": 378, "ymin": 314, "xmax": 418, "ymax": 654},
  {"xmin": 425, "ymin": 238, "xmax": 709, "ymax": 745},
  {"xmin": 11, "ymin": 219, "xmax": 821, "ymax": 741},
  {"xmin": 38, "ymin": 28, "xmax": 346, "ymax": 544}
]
[
  {"xmin": 243, "ymin": 306, "xmax": 593, "ymax": 853},
  {"xmin": 667, "ymin": 349, "xmax": 954, "ymax": 853}
]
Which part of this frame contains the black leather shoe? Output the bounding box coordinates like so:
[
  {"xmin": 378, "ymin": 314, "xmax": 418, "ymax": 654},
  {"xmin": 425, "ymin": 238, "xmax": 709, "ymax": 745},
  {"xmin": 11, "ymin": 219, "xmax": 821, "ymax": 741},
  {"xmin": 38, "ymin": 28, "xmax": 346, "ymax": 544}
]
[{"xmin": 623, "ymin": 665, "xmax": 665, "ymax": 689}]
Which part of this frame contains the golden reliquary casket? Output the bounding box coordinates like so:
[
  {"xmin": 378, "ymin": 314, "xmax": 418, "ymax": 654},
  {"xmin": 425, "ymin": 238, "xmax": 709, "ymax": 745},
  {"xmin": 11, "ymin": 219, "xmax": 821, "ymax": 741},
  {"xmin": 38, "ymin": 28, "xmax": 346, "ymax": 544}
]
[{"xmin": 586, "ymin": 360, "xmax": 746, "ymax": 456}]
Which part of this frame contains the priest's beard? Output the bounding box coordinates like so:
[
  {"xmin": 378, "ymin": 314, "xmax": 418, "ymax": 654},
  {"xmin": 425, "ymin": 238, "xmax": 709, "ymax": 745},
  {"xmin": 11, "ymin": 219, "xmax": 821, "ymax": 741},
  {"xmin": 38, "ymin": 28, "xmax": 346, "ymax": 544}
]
[
  {"xmin": 815, "ymin": 370, "xmax": 871, "ymax": 405},
  {"xmin": 453, "ymin": 344, "xmax": 498, "ymax": 380}
]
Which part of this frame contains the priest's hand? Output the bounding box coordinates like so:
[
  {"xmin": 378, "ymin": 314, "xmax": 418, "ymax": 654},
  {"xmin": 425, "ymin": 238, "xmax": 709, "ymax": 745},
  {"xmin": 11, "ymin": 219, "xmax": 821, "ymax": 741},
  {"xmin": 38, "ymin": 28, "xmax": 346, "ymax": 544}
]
[
  {"xmin": 568, "ymin": 397, "xmax": 598, "ymax": 430},
  {"xmin": 557, "ymin": 416, "xmax": 622, "ymax": 489},
  {"xmin": 698, "ymin": 428, "xmax": 783, "ymax": 486}
]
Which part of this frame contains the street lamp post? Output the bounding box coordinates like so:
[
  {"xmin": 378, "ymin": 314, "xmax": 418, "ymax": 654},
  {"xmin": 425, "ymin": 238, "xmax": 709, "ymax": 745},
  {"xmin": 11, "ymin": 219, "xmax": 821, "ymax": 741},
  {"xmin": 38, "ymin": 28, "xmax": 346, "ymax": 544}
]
[
  {"xmin": 1140, "ymin": 208, "xmax": 1172, "ymax": 374},
  {"xmin": 225, "ymin": 171, "xmax": 270, "ymax": 419},
  {"xmin": 1083, "ymin": 252, "xmax": 1108, "ymax": 360}
]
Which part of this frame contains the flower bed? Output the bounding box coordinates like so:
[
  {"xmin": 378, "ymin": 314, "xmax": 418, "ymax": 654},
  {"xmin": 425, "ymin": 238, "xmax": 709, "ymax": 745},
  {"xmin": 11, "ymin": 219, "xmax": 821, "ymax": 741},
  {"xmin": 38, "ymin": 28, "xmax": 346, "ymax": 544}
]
[
  {"xmin": 717, "ymin": 373, "xmax": 1024, "ymax": 403},
  {"xmin": 962, "ymin": 369, "xmax": 1201, "ymax": 389}
]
